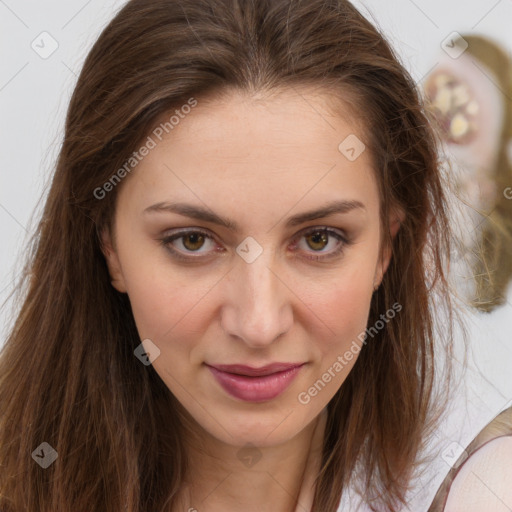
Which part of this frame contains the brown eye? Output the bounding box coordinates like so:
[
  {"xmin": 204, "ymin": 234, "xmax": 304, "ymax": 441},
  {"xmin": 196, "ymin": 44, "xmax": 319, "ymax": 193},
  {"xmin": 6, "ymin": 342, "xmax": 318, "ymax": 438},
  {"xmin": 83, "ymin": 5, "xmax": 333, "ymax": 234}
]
[
  {"xmin": 293, "ymin": 227, "xmax": 350, "ymax": 262},
  {"xmin": 160, "ymin": 226, "xmax": 351, "ymax": 263},
  {"xmin": 181, "ymin": 232, "xmax": 206, "ymax": 251},
  {"xmin": 160, "ymin": 229, "xmax": 218, "ymax": 260},
  {"xmin": 304, "ymin": 230, "xmax": 329, "ymax": 251}
]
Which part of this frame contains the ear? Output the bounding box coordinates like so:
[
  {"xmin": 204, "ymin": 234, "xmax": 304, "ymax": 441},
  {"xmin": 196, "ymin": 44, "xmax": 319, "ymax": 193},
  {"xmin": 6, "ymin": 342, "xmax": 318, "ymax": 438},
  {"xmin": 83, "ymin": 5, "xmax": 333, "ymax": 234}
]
[
  {"xmin": 373, "ymin": 207, "xmax": 405, "ymax": 289},
  {"xmin": 100, "ymin": 227, "xmax": 128, "ymax": 293}
]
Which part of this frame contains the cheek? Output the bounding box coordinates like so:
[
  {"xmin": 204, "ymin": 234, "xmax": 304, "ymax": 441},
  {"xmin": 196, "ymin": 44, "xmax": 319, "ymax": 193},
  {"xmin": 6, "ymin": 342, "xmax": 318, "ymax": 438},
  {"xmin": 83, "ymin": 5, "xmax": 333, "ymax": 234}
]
[
  {"xmin": 126, "ymin": 269, "xmax": 218, "ymax": 344},
  {"xmin": 292, "ymin": 269, "xmax": 375, "ymax": 411},
  {"xmin": 116, "ymin": 237, "xmax": 215, "ymax": 344},
  {"xmin": 322, "ymin": 294, "xmax": 371, "ymax": 372},
  {"xmin": 124, "ymin": 264, "xmax": 215, "ymax": 390},
  {"xmin": 307, "ymin": 263, "xmax": 375, "ymax": 358}
]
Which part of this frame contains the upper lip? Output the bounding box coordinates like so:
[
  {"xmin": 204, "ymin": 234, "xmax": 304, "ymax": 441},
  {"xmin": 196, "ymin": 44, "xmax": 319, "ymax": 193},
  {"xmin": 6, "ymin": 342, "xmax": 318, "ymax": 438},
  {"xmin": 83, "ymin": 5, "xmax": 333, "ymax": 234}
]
[{"xmin": 207, "ymin": 362, "xmax": 304, "ymax": 377}]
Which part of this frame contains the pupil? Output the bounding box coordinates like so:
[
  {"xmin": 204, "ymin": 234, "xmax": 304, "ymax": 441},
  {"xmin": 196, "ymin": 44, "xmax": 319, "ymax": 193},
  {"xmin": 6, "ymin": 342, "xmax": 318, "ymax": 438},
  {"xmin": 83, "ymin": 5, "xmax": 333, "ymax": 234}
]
[
  {"xmin": 185, "ymin": 233, "xmax": 204, "ymax": 250},
  {"xmin": 308, "ymin": 232, "xmax": 327, "ymax": 250}
]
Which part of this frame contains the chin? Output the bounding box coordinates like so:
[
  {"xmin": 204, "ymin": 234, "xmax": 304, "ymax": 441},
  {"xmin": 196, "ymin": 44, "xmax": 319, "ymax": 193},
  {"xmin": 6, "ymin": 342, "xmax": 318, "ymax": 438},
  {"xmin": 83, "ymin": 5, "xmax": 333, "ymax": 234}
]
[{"xmin": 182, "ymin": 391, "xmax": 321, "ymax": 448}]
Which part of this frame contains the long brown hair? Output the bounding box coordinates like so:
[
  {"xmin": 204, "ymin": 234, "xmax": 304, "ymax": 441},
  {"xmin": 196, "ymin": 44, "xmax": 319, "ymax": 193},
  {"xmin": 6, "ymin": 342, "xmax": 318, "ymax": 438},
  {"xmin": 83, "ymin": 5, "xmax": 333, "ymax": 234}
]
[{"xmin": 0, "ymin": 0, "xmax": 457, "ymax": 510}]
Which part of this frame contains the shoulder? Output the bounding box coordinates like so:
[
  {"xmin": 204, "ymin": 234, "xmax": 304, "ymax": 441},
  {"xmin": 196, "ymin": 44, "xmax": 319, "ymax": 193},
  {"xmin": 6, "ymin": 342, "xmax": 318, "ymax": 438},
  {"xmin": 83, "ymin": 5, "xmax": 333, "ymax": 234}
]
[{"xmin": 444, "ymin": 436, "xmax": 512, "ymax": 512}]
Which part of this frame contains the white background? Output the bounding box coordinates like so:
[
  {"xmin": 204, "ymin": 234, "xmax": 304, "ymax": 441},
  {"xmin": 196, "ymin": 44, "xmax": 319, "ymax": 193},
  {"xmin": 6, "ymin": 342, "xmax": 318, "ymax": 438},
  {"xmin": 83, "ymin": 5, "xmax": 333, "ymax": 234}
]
[{"xmin": 1, "ymin": 1, "xmax": 511, "ymax": 510}]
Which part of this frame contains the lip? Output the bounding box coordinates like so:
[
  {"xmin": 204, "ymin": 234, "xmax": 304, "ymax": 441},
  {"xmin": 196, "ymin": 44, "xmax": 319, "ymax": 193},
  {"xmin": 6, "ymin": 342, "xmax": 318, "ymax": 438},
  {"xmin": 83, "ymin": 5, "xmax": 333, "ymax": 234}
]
[{"xmin": 206, "ymin": 362, "xmax": 305, "ymax": 402}]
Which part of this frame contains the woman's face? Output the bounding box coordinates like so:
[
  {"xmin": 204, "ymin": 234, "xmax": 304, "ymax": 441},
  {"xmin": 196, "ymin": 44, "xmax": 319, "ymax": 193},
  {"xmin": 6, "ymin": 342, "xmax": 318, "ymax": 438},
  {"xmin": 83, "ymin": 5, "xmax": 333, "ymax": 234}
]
[{"xmin": 103, "ymin": 87, "xmax": 396, "ymax": 448}]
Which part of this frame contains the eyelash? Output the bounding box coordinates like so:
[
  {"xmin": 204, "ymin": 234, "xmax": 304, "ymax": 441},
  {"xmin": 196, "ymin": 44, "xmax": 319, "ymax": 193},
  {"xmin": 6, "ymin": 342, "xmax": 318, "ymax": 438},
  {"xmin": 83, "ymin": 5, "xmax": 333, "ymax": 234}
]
[{"xmin": 159, "ymin": 227, "xmax": 351, "ymax": 262}]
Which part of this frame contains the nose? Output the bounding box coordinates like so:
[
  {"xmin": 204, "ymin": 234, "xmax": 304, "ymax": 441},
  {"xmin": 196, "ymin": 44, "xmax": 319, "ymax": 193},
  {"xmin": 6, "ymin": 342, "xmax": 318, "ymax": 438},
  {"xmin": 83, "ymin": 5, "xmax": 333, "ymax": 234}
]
[{"xmin": 221, "ymin": 246, "xmax": 293, "ymax": 349}]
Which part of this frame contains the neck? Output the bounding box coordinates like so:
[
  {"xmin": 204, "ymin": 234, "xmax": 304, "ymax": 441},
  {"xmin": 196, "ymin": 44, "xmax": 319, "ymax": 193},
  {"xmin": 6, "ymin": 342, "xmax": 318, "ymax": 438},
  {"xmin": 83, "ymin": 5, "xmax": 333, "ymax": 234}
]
[{"xmin": 175, "ymin": 408, "xmax": 327, "ymax": 512}]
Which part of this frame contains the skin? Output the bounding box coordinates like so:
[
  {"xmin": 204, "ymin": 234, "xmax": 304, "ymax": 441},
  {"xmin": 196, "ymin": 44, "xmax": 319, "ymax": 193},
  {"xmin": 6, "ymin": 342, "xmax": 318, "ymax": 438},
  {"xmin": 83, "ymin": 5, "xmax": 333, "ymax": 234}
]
[
  {"xmin": 101, "ymin": 86, "xmax": 402, "ymax": 511},
  {"xmin": 444, "ymin": 436, "xmax": 512, "ymax": 511}
]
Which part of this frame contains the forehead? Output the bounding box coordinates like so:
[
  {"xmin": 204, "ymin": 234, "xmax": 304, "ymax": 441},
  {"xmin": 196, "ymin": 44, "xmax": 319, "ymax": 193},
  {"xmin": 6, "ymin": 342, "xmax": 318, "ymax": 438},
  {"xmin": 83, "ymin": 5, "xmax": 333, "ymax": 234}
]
[
  {"xmin": 158, "ymin": 85, "xmax": 368, "ymax": 155},
  {"xmin": 117, "ymin": 87, "xmax": 379, "ymax": 221}
]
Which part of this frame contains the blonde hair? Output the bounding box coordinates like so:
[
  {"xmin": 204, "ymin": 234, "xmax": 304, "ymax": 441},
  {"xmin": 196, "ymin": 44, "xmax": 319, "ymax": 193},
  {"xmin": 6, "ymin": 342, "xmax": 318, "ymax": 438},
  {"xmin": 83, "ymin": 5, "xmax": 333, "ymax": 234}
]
[{"xmin": 458, "ymin": 36, "xmax": 512, "ymax": 312}]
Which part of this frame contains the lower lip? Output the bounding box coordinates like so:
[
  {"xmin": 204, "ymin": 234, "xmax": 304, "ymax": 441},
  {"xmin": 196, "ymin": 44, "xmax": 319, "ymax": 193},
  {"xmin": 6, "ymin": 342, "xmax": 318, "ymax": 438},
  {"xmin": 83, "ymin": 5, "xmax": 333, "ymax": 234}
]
[{"xmin": 207, "ymin": 365, "xmax": 304, "ymax": 403}]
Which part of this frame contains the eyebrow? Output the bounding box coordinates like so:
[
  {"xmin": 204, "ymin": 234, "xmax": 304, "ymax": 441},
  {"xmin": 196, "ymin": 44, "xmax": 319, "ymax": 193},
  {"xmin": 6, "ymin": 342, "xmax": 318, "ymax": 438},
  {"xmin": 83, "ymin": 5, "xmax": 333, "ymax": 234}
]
[{"xmin": 143, "ymin": 199, "xmax": 366, "ymax": 232}]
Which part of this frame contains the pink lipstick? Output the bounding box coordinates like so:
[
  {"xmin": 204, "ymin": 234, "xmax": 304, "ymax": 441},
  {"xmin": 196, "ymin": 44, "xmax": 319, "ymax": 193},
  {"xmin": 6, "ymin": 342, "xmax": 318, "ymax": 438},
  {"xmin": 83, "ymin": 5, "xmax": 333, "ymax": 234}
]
[{"xmin": 206, "ymin": 362, "xmax": 305, "ymax": 402}]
